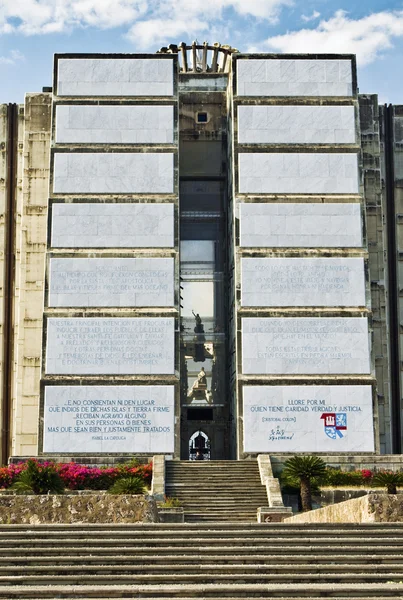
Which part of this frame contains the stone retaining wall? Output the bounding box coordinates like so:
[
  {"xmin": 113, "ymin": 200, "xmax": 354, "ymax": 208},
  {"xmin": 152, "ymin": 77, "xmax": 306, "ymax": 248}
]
[
  {"xmin": 285, "ymin": 493, "xmax": 403, "ymax": 523},
  {"xmin": 0, "ymin": 494, "xmax": 159, "ymax": 524}
]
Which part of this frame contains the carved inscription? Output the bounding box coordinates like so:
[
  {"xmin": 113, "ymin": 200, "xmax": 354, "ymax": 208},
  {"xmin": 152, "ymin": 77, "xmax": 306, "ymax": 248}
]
[
  {"xmin": 45, "ymin": 318, "xmax": 175, "ymax": 375},
  {"xmin": 48, "ymin": 258, "xmax": 174, "ymax": 307},
  {"xmin": 243, "ymin": 385, "xmax": 374, "ymax": 452},
  {"xmin": 242, "ymin": 317, "xmax": 370, "ymax": 375},
  {"xmin": 241, "ymin": 258, "xmax": 365, "ymax": 307},
  {"xmin": 43, "ymin": 386, "xmax": 175, "ymax": 453}
]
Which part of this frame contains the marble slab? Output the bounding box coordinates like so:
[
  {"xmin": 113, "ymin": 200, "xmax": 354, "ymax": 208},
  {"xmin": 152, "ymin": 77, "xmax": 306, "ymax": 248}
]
[
  {"xmin": 239, "ymin": 203, "xmax": 362, "ymax": 248},
  {"xmin": 55, "ymin": 105, "xmax": 174, "ymax": 144},
  {"xmin": 241, "ymin": 257, "xmax": 366, "ymax": 307},
  {"xmin": 48, "ymin": 258, "xmax": 174, "ymax": 307},
  {"xmin": 57, "ymin": 58, "xmax": 174, "ymax": 96},
  {"xmin": 243, "ymin": 385, "xmax": 374, "ymax": 452},
  {"xmin": 236, "ymin": 59, "xmax": 353, "ymax": 97},
  {"xmin": 237, "ymin": 105, "xmax": 356, "ymax": 144},
  {"xmin": 45, "ymin": 317, "xmax": 175, "ymax": 375},
  {"xmin": 51, "ymin": 203, "xmax": 174, "ymax": 248},
  {"xmin": 53, "ymin": 152, "xmax": 174, "ymax": 194},
  {"xmin": 238, "ymin": 152, "xmax": 359, "ymax": 194},
  {"xmin": 43, "ymin": 385, "xmax": 175, "ymax": 453},
  {"xmin": 241, "ymin": 317, "xmax": 370, "ymax": 375}
]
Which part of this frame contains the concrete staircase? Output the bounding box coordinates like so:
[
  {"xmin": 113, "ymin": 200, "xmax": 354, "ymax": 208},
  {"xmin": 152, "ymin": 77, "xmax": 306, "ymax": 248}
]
[
  {"xmin": 0, "ymin": 523, "xmax": 403, "ymax": 598},
  {"xmin": 165, "ymin": 460, "xmax": 268, "ymax": 522}
]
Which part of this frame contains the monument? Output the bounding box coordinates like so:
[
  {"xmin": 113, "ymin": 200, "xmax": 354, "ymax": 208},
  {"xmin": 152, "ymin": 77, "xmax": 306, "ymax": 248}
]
[{"xmin": 0, "ymin": 45, "xmax": 379, "ymax": 461}]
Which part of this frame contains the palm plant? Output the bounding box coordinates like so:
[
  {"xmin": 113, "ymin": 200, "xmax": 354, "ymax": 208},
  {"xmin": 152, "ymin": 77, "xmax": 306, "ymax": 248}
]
[
  {"xmin": 107, "ymin": 476, "xmax": 146, "ymax": 495},
  {"xmin": 11, "ymin": 459, "xmax": 64, "ymax": 495},
  {"xmin": 372, "ymin": 471, "xmax": 403, "ymax": 494},
  {"xmin": 283, "ymin": 455, "xmax": 327, "ymax": 512}
]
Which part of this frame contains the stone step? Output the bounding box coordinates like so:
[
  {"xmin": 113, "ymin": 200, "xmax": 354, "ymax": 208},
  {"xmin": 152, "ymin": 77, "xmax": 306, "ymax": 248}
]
[
  {"xmin": 2, "ymin": 524, "xmax": 403, "ymax": 534},
  {"xmin": 3, "ymin": 572, "xmax": 403, "ymax": 585},
  {"xmin": 1, "ymin": 595, "xmax": 403, "ymax": 600},
  {"xmin": 2, "ymin": 554, "xmax": 403, "ymax": 565},
  {"xmin": 0, "ymin": 582, "xmax": 403, "ymax": 597},
  {"xmin": 3, "ymin": 544, "xmax": 403, "ymax": 556},
  {"xmin": 3, "ymin": 537, "xmax": 403, "ymax": 547},
  {"xmin": 0, "ymin": 585, "xmax": 403, "ymax": 600},
  {"xmin": 3, "ymin": 564, "xmax": 403, "ymax": 576},
  {"xmin": 1, "ymin": 523, "xmax": 401, "ymax": 530},
  {"xmin": 12, "ymin": 539, "xmax": 403, "ymax": 548}
]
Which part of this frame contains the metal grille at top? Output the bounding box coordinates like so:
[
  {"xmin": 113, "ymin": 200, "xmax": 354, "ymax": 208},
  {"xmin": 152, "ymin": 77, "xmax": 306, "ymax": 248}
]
[{"xmin": 156, "ymin": 41, "xmax": 238, "ymax": 74}]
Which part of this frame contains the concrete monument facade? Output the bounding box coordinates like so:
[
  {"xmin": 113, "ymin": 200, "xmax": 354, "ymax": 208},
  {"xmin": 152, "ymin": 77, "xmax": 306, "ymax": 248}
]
[{"xmin": 3, "ymin": 45, "xmax": 400, "ymax": 462}]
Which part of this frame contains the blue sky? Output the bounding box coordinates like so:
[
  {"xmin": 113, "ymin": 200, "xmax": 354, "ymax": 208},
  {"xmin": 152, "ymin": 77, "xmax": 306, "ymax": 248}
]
[{"xmin": 0, "ymin": 0, "xmax": 402, "ymax": 104}]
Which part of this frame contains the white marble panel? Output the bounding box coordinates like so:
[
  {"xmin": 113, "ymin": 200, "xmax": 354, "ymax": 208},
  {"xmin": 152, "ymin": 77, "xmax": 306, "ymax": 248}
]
[
  {"xmin": 243, "ymin": 385, "xmax": 374, "ymax": 453},
  {"xmin": 53, "ymin": 153, "xmax": 174, "ymax": 194},
  {"xmin": 49, "ymin": 258, "xmax": 174, "ymax": 307},
  {"xmin": 241, "ymin": 317, "xmax": 370, "ymax": 375},
  {"xmin": 238, "ymin": 152, "xmax": 359, "ymax": 194},
  {"xmin": 46, "ymin": 318, "xmax": 175, "ymax": 375},
  {"xmin": 51, "ymin": 203, "xmax": 174, "ymax": 248},
  {"xmin": 237, "ymin": 105, "xmax": 356, "ymax": 144},
  {"xmin": 55, "ymin": 105, "xmax": 174, "ymax": 144},
  {"xmin": 57, "ymin": 58, "xmax": 174, "ymax": 96},
  {"xmin": 43, "ymin": 385, "xmax": 175, "ymax": 453},
  {"xmin": 237, "ymin": 59, "xmax": 353, "ymax": 97},
  {"xmin": 239, "ymin": 203, "xmax": 362, "ymax": 248},
  {"xmin": 241, "ymin": 258, "xmax": 365, "ymax": 307}
]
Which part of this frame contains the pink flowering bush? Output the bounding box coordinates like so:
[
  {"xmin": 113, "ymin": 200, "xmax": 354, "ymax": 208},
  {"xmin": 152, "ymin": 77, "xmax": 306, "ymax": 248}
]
[{"xmin": 0, "ymin": 459, "xmax": 152, "ymax": 491}]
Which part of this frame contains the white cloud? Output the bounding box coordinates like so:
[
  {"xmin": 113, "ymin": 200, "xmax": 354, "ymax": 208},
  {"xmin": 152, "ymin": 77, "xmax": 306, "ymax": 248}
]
[
  {"xmin": 0, "ymin": 0, "xmax": 292, "ymax": 47},
  {"xmin": 0, "ymin": 0, "xmax": 148, "ymax": 34},
  {"xmin": 301, "ymin": 10, "xmax": 320, "ymax": 23},
  {"xmin": 126, "ymin": 18, "xmax": 209, "ymax": 49},
  {"xmin": 0, "ymin": 49, "xmax": 24, "ymax": 65},
  {"xmin": 263, "ymin": 9, "xmax": 403, "ymax": 66}
]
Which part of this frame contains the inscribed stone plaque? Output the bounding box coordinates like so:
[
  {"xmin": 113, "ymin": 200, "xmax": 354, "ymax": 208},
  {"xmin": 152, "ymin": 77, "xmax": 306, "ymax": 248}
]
[
  {"xmin": 48, "ymin": 258, "xmax": 174, "ymax": 307},
  {"xmin": 239, "ymin": 203, "xmax": 362, "ymax": 248},
  {"xmin": 43, "ymin": 385, "xmax": 175, "ymax": 453},
  {"xmin": 241, "ymin": 258, "xmax": 366, "ymax": 307},
  {"xmin": 238, "ymin": 153, "xmax": 359, "ymax": 194},
  {"xmin": 55, "ymin": 105, "xmax": 174, "ymax": 144},
  {"xmin": 237, "ymin": 105, "xmax": 356, "ymax": 144},
  {"xmin": 46, "ymin": 318, "xmax": 175, "ymax": 375},
  {"xmin": 242, "ymin": 317, "xmax": 370, "ymax": 375},
  {"xmin": 236, "ymin": 59, "xmax": 353, "ymax": 97},
  {"xmin": 53, "ymin": 153, "xmax": 174, "ymax": 194},
  {"xmin": 51, "ymin": 203, "xmax": 174, "ymax": 248},
  {"xmin": 57, "ymin": 58, "xmax": 174, "ymax": 96},
  {"xmin": 243, "ymin": 385, "xmax": 374, "ymax": 453}
]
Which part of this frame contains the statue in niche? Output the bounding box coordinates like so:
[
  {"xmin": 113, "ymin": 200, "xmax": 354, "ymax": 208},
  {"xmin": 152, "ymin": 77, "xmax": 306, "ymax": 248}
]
[
  {"xmin": 192, "ymin": 310, "xmax": 205, "ymax": 362},
  {"xmin": 197, "ymin": 366, "xmax": 207, "ymax": 387},
  {"xmin": 187, "ymin": 367, "xmax": 211, "ymax": 404}
]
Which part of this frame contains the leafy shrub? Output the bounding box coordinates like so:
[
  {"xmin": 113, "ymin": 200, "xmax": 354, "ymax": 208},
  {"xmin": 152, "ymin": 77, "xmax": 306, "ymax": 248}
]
[
  {"xmin": 372, "ymin": 471, "xmax": 403, "ymax": 494},
  {"xmin": 160, "ymin": 496, "xmax": 182, "ymax": 508},
  {"xmin": 0, "ymin": 459, "xmax": 153, "ymax": 492},
  {"xmin": 323, "ymin": 468, "xmax": 370, "ymax": 487},
  {"xmin": 11, "ymin": 459, "xmax": 64, "ymax": 495},
  {"xmin": 107, "ymin": 476, "xmax": 146, "ymax": 495}
]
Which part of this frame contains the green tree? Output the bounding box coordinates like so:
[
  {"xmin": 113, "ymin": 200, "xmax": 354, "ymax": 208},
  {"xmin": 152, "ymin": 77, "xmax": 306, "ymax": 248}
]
[
  {"xmin": 372, "ymin": 471, "xmax": 403, "ymax": 495},
  {"xmin": 283, "ymin": 456, "xmax": 326, "ymax": 512}
]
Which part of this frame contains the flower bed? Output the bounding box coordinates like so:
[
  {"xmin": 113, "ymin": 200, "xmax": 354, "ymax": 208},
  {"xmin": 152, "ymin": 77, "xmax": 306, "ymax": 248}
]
[{"xmin": 0, "ymin": 459, "xmax": 152, "ymax": 491}]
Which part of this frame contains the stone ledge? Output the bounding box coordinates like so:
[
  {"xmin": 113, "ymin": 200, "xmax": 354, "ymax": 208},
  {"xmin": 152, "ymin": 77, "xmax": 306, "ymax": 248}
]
[
  {"xmin": 0, "ymin": 494, "xmax": 159, "ymax": 524},
  {"xmin": 285, "ymin": 493, "xmax": 403, "ymax": 523}
]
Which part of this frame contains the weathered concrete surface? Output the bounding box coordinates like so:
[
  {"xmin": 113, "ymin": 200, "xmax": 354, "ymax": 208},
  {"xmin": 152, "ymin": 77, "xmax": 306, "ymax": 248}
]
[
  {"xmin": 0, "ymin": 494, "xmax": 159, "ymax": 524},
  {"xmin": 257, "ymin": 454, "xmax": 286, "ymax": 508},
  {"xmin": 285, "ymin": 493, "xmax": 403, "ymax": 523}
]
